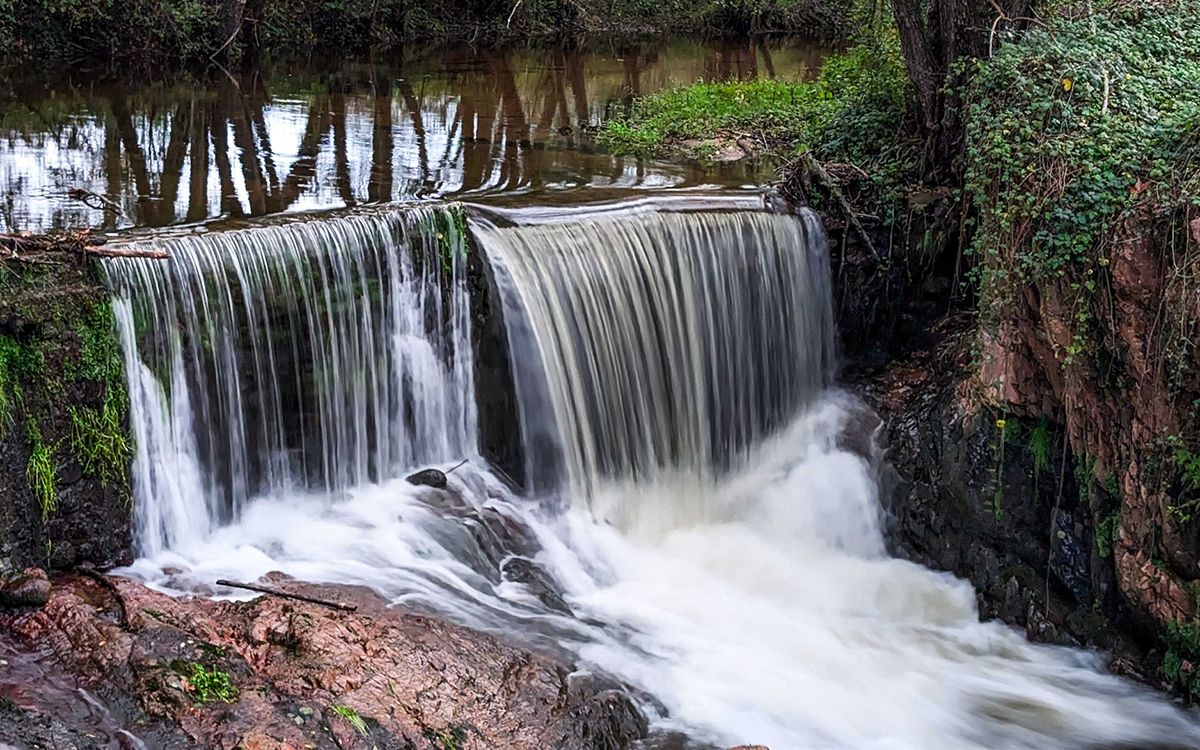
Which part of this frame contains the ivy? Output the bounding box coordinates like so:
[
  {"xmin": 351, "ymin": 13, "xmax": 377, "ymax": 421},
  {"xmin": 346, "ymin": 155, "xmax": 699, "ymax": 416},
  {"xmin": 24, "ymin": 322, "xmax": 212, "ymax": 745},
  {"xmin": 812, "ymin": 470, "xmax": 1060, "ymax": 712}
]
[{"xmin": 964, "ymin": 2, "xmax": 1200, "ymax": 350}]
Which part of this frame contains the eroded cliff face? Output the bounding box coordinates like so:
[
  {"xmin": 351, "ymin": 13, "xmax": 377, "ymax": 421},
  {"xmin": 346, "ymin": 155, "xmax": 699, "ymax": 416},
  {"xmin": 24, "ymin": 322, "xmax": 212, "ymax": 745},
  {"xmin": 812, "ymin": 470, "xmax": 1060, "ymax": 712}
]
[
  {"xmin": 977, "ymin": 207, "xmax": 1200, "ymax": 632},
  {"xmin": 851, "ymin": 200, "xmax": 1200, "ymax": 689}
]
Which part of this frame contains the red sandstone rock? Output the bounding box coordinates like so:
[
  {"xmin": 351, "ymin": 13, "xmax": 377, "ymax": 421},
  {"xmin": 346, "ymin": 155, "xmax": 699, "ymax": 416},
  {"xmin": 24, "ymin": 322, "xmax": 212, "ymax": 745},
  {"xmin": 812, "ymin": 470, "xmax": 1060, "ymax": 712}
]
[{"xmin": 2, "ymin": 574, "xmax": 646, "ymax": 750}]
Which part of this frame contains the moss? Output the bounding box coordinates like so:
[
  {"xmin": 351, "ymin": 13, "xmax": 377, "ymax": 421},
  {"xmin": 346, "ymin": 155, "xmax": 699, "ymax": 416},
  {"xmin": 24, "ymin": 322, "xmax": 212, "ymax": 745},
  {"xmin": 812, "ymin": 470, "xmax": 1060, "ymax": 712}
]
[
  {"xmin": 0, "ymin": 333, "xmax": 45, "ymax": 435},
  {"xmin": 77, "ymin": 299, "xmax": 123, "ymax": 387},
  {"xmin": 175, "ymin": 661, "xmax": 238, "ymax": 705},
  {"xmin": 69, "ymin": 388, "xmax": 131, "ymax": 492},
  {"xmin": 24, "ymin": 421, "xmax": 59, "ymax": 521}
]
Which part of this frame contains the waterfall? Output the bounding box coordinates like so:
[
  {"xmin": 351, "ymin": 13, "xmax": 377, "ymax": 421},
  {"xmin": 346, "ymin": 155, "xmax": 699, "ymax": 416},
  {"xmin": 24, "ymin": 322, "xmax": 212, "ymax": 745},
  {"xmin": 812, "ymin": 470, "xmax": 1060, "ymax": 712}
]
[
  {"xmin": 104, "ymin": 206, "xmax": 476, "ymax": 555},
  {"xmin": 100, "ymin": 199, "xmax": 1200, "ymax": 750},
  {"xmin": 475, "ymin": 206, "xmax": 836, "ymax": 524}
]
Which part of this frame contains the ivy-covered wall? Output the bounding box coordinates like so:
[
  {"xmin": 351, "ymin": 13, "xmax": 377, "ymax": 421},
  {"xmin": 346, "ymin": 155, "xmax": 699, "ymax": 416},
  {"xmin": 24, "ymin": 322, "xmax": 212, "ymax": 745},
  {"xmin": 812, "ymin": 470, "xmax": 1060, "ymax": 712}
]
[{"xmin": 0, "ymin": 256, "xmax": 133, "ymax": 573}]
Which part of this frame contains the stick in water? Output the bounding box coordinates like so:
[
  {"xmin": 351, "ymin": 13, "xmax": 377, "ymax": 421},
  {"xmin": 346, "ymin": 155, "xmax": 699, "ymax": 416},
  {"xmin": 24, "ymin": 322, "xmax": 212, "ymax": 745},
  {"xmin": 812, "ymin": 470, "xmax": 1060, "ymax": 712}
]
[
  {"xmin": 444, "ymin": 458, "xmax": 469, "ymax": 475},
  {"xmin": 215, "ymin": 579, "xmax": 358, "ymax": 612}
]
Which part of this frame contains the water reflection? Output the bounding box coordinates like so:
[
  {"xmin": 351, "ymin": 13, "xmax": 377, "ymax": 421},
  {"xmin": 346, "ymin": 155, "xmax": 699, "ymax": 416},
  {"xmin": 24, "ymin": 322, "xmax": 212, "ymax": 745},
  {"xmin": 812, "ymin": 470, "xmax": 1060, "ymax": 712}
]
[{"xmin": 0, "ymin": 39, "xmax": 829, "ymax": 232}]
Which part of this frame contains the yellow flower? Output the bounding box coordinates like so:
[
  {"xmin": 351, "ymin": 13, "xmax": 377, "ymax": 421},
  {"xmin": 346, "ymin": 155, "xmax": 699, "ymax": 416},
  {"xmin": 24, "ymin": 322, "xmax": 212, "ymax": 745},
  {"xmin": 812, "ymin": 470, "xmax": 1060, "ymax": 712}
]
[
  {"xmin": 996, "ymin": 418, "xmax": 1007, "ymax": 430},
  {"xmin": 1062, "ymin": 78, "xmax": 1074, "ymax": 92}
]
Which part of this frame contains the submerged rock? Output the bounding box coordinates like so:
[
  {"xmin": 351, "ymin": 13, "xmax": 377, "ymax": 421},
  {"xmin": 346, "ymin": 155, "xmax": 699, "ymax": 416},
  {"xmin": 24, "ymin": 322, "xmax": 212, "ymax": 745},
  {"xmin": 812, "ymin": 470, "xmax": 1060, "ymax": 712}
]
[{"xmin": 0, "ymin": 567, "xmax": 51, "ymax": 608}]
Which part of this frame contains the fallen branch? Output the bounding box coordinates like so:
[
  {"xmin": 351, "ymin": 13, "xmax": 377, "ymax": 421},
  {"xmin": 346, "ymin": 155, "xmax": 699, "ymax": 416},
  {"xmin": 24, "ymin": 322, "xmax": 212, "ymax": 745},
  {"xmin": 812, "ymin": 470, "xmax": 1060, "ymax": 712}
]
[
  {"xmin": 77, "ymin": 245, "xmax": 169, "ymax": 259},
  {"xmin": 799, "ymin": 152, "xmax": 883, "ymax": 262},
  {"xmin": 0, "ymin": 231, "xmax": 168, "ymax": 261},
  {"xmin": 66, "ymin": 188, "xmax": 121, "ymax": 213},
  {"xmin": 215, "ymin": 579, "xmax": 358, "ymax": 612}
]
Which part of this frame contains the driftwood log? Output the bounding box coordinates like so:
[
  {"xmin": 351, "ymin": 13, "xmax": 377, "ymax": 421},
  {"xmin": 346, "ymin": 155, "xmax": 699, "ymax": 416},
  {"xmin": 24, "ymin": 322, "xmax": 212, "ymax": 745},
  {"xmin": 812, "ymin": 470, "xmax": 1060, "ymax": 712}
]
[{"xmin": 0, "ymin": 230, "xmax": 168, "ymax": 261}]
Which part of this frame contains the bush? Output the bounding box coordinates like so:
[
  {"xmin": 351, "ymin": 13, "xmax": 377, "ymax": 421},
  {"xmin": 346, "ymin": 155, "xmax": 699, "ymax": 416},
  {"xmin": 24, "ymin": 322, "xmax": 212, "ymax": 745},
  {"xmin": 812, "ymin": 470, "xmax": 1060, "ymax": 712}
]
[{"xmin": 964, "ymin": 1, "xmax": 1200, "ymax": 333}]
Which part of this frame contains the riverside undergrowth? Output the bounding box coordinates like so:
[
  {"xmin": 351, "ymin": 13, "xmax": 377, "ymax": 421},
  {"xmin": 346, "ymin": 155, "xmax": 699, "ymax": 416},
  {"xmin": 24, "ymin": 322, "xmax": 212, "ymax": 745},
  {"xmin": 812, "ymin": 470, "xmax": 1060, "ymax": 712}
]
[
  {"xmin": 964, "ymin": 1, "xmax": 1200, "ymax": 344},
  {"xmin": 0, "ymin": 0, "xmax": 851, "ymax": 67},
  {"xmin": 600, "ymin": 34, "xmax": 912, "ymax": 167}
]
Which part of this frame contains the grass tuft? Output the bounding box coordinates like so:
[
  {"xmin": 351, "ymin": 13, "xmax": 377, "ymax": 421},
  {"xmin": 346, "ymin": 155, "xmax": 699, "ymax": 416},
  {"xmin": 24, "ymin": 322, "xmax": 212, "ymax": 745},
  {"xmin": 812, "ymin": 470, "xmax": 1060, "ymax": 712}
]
[{"xmin": 331, "ymin": 704, "xmax": 369, "ymax": 736}]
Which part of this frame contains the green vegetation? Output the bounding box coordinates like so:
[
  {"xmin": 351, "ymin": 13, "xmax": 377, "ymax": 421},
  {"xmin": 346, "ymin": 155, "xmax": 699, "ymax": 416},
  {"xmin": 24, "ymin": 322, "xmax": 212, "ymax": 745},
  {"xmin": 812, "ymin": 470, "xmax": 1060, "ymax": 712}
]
[
  {"xmin": 964, "ymin": 3, "xmax": 1200, "ymax": 350},
  {"xmin": 992, "ymin": 417, "xmax": 1008, "ymax": 520},
  {"xmin": 0, "ymin": 334, "xmax": 44, "ymax": 436},
  {"xmin": 600, "ymin": 37, "xmax": 911, "ymax": 169},
  {"xmin": 1028, "ymin": 418, "xmax": 1051, "ymax": 482},
  {"xmin": 1164, "ymin": 619, "xmax": 1200, "ymax": 701},
  {"xmin": 1167, "ymin": 435, "xmax": 1200, "ymax": 524},
  {"xmin": 24, "ymin": 422, "xmax": 58, "ymax": 521},
  {"xmin": 78, "ymin": 300, "xmax": 124, "ymax": 387},
  {"xmin": 70, "ymin": 389, "xmax": 131, "ymax": 490},
  {"xmin": 432, "ymin": 205, "xmax": 470, "ymax": 275},
  {"xmin": 330, "ymin": 704, "xmax": 369, "ymax": 736},
  {"xmin": 1096, "ymin": 512, "xmax": 1120, "ymax": 559},
  {"xmin": 181, "ymin": 662, "xmax": 237, "ymax": 705}
]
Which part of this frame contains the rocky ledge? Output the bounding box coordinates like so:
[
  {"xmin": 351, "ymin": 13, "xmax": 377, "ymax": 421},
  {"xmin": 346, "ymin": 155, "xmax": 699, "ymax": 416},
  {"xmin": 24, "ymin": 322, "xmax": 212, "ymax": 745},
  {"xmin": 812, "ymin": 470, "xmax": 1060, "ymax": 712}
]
[{"xmin": 1, "ymin": 573, "xmax": 648, "ymax": 750}]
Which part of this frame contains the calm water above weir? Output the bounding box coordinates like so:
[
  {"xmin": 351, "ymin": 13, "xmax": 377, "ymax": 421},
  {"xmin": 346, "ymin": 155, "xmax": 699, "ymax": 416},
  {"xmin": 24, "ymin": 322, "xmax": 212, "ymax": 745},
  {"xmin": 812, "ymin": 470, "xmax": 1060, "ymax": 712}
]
[{"xmin": 0, "ymin": 38, "xmax": 828, "ymax": 233}]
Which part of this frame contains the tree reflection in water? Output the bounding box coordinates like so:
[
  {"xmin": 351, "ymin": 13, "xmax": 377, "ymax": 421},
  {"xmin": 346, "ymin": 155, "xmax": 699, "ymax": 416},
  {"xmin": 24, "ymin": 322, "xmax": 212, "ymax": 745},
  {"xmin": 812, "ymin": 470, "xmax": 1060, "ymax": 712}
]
[{"xmin": 0, "ymin": 39, "xmax": 829, "ymax": 232}]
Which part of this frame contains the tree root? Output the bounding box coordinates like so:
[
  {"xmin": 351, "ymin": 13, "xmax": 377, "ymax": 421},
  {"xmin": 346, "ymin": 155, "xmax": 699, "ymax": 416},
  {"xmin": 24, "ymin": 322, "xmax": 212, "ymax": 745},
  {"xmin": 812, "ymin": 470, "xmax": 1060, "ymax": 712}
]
[{"xmin": 795, "ymin": 152, "xmax": 883, "ymax": 263}]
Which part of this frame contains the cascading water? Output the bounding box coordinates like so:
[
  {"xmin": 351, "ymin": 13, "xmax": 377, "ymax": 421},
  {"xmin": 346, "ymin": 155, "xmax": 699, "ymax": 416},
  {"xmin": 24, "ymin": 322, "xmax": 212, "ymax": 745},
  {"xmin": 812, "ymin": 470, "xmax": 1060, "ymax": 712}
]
[
  {"xmin": 104, "ymin": 206, "xmax": 477, "ymax": 555},
  {"xmin": 103, "ymin": 198, "xmax": 1200, "ymax": 749},
  {"xmin": 475, "ymin": 209, "xmax": 836, "ymax": 524}
]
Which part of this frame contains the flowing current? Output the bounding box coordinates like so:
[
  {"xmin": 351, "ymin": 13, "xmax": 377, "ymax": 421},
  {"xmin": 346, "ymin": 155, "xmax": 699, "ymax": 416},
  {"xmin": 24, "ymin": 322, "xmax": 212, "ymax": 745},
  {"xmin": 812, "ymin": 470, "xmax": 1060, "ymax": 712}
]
[{"xmin": 105, "ymin": 200, "xmax": 1200, "ymax": 749}]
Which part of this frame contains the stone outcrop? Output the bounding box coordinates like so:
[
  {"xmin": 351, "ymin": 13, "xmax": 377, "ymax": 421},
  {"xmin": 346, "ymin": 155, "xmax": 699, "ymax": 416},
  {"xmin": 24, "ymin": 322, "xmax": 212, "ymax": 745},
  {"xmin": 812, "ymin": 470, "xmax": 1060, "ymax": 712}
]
[{"xmin": 2, "ymin": 573, "xmax": 648, "ymax": 750}]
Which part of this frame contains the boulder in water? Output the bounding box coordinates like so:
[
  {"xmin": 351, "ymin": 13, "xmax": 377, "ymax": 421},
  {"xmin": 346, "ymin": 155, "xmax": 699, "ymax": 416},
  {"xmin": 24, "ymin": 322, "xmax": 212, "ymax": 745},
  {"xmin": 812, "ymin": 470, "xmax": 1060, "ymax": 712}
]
[
  {"xmin": 406, "ymin": 468, "xmax": 448, "ymax": 489},
  {"xmin": 0, "ymin": 567, "xmax": 51, "ymax": 608}
]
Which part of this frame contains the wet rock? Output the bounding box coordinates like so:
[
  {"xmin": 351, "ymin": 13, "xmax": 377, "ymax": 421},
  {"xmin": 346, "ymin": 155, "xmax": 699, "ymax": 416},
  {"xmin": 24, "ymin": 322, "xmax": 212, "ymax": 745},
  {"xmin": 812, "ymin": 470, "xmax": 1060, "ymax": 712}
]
[
  {"xmin": 406, "ymin": 467, "xmax": 448, "ymax": 488},
  {"xmin": 502, "ymin": 556, "xmax": 572, "ymax": 615},
  {"xmin": 1049, "ymin": 511, "xmax": 1091, "ymax": 605},
  {"xmin": 0, "ymin": 567, "xmax": 51, "ymax": 608},
  {"xmin": 3, "ymin": 575, "xmax": 650, "ymax": 750},
  {"xmin": 560, "ymin": 672, "xmax": 649, "ymax": 750},
  {"xmin": 858, "ymin": 322, "xmax": 1156, "ymax": 678}
]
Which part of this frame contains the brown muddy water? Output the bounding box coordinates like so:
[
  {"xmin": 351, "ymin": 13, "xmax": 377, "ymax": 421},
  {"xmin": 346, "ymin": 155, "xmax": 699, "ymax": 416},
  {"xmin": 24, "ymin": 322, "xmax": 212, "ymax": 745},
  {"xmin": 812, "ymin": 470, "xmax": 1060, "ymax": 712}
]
[{"xmin": 0, "ymin": 38, "xmax": 830, "ymax": 233}]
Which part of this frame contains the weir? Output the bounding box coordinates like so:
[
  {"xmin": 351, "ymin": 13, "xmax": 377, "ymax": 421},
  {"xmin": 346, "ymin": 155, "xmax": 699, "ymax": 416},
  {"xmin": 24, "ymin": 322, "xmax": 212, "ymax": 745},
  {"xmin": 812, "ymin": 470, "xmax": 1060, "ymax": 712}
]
[
  {"xmin": 475, "ymin": 207, "xmax": 836, "ymax": 514},
  {"xmin": 105, "ymin": 198, "xmax": 833, "ymax": 549},
  {"xmin": 104, "ymin": 206, "xmax": 477, "ymax": 554},
  {"xmin": 96, "ymin": 198, "xmax": 1200, "ymax": 750}
]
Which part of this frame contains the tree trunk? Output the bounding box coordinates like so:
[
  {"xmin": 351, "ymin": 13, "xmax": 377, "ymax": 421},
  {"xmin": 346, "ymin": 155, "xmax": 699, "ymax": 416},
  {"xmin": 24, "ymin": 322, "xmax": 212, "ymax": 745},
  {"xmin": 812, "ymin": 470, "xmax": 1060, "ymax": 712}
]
[{"xmin": 891, "ymin": 0, "xmax": 1033, "ymax": 180}]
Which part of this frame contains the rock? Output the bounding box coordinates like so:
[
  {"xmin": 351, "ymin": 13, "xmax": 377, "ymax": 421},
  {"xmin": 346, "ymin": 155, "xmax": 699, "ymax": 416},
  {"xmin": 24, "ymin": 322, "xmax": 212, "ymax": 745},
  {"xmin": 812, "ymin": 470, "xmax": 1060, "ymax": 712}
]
[
  {"xmin": 0, "ymin": 567, "xmax": 51, "ymax": 608},
  {"xmin": 560, "ymin": 672, "xmax": 648, "ymax": 750},
  {"xmin": 4, "ymin": 575, "xmax": 650, "ymax": 750},
  {"xmin": 405, "ymin": 468, "xmax": 448, "ymax": 488}
]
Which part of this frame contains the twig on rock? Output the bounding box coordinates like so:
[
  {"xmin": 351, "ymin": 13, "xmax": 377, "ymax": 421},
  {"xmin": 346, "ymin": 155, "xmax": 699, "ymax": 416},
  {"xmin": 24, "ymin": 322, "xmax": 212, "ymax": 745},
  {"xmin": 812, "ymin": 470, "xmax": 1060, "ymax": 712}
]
[
  {"xmin": 75, "ymin": 563, "xmax": 131, "ymax": 630},
  {"xmin": 216, "ymin": 579, "xmax": 358, "ymax": 612}
]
